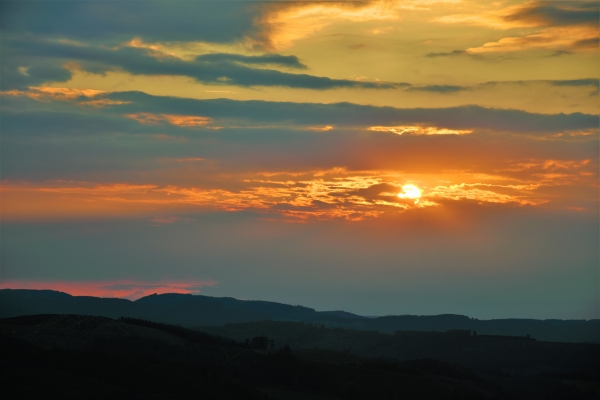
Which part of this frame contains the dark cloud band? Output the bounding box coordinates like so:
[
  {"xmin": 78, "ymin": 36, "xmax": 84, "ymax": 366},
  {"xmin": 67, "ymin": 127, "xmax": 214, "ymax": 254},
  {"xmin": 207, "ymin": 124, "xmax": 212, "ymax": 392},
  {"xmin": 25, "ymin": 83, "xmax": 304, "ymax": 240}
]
[{"xmin": 1, "ymin": 38, "xmax": 402, "ymax": 90}]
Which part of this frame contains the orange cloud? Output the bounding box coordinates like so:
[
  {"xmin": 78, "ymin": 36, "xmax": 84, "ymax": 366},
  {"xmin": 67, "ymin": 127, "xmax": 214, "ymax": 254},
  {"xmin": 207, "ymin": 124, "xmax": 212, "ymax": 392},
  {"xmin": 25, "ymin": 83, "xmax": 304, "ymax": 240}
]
[
  {"xmin": 436, "ymin": 1, "xmax": 599, "ymax": 53},
  {"xmin": 29, "ymin": 86, "xmax": 105, "ymax": 99},
  {"xmin": 1, "ymin": 158, "xmax": 593, "ymax": 223},
  {"xmin": 251, "ymin": 0, "xmax": 404, "ymax": 50},
  {"xmin": 499, "ymin": 159, "xmax": 595, "ymax": 184},
  {"xmin": 1, "ymin": 86, "xmax": 104, "ymax": 100},
  {"xmin": 427, "ymin": 183, "xmax": 544, "ymax": 205},
  {"xmin": 0, "ymin": 86, "xmax": 132, "ymax": 107},
  {"xmin": 0, "ymin": 182, "xmax": 169, "ymax": 221},
  {"xmin": 465, "ymin": 27, "xmax": 599, "ymax": 54},
  {"xmin": 0, "ymin": 279, "xmax": 217, "ymax": 300},
  {"xmin": 436, "ymin": 1, "xmax": 598, "ymax": 30},
  {"xmin": 126, "ymin": 113, "xmax": 214, "ymax": 127},
  {"xmin": 307, "ymin": 125, "xmax": 334, "ymax": 131},
  {"xmin": 126, "ymin": 37, "xmax": 180, "ymax": 59},
  {"xmin": 368, "ymin": 125, "xmax": 473, "ymax": 135}
]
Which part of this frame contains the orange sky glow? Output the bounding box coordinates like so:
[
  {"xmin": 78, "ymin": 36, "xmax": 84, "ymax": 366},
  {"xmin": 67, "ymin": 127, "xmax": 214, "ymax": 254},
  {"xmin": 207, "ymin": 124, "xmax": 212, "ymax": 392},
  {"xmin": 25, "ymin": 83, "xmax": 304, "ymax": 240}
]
[{"xmin": 0, "ymin": 0, "xmax": 597, "ymax": 318}]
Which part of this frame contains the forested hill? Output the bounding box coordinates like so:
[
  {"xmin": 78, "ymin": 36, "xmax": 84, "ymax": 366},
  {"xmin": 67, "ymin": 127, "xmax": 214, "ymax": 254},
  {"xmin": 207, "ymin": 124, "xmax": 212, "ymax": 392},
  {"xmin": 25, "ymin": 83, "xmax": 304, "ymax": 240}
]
[{"xmin": 1, "ymin": 289, "xmax": 598, "ymax": 343}]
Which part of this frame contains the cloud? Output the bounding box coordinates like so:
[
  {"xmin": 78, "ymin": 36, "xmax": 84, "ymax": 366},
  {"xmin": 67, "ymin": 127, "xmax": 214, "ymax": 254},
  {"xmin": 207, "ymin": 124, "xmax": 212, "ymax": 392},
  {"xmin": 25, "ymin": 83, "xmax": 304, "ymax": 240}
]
[
  {"xmin": 485, "ymin": 78, "xmax": 598, "ymax": 88},
  {"xmin": 2, "ymin": 90, "xmax": 597, "ymax": 137},
  {"xmin": 1, "ymin": 37, "xmax": 399, "ymax": 90},
  {"xmin": 400, "ymin": 79, "xmax": 599, "ymax": 95},
  {"xmin": 250, "ymin": 0, "xmax": 403, "ymax": 50},
  {"xmin": 0, "ymin": 92, "xmax": 596, "ymax": 212},
  {"xmin": 1, "ymin": 1, "xmax": 259, "ymax": 44},
  {"xmin": 0, "ymin": 278, "xmax": 218, "ymax": 300},
  {"xmin": 434, "ymin": 1, "xmax": 599, "ymax": 54},
  {"xmin": 0, "ymin": 57, "xmax": 73, "ymax": 90},
  {"xmin": 248, "ymin": 0, "xmax": 470, "ymax": 50},
  {"xmin": 2, "ymin": 149, "xmax": 596, "ymax": 223},
  {"xmin": 435, "ymin": 1, "xmax": 598, "ymax": 30},
  {"xmin": 106, "ymin": 91, "xmax": 597, "ymax": 134},
  {"xmin": 368, "ymin": 125, "xmax": 472, "ymax": 135},
  {"xmin": 426, "ymin": 50, "xmax": 466, "ymax": 57},
  {"xmin": 428, "ymin": 29, "xmax": 598, "ymax": 56},
  {"xmin": 502, "ymin": 1, "xmax": 599, "ymax": 28},
  {"xmin": 306, "ymin": 125, "xmax": 334, "ymax": 131},
  {"xmin": 572, "ymin": 37, "xmax": 599, "ymax": 50},
  {"xmin": 126, "ymin": 113, "xmax": 214, "ymax": 127},
  {"xmin": 464, "ymin": 27, "xmax": 598, "ymax": 54},
  {"xmin": 408, "ymin": 85, "xmax": 465, "ymax": 93},
  {"xmin": 427, "ymin": 183, "xmax": 543, "ymax": 206},
  {"xmin": 195, "ymin": 53, "xmax": 307, "ymax": 69}
]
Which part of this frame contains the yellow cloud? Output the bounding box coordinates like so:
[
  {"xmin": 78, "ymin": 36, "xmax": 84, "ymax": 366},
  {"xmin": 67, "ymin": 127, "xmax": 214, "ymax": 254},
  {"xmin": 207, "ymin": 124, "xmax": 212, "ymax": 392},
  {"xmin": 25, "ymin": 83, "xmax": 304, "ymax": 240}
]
[
  {"xmin": 251, "ymin": 0, "xmax": 404, "ymax": 50},
  {"xmin": 3, "ymin": 160, "xmax": 593, "ymax": 222},
  {"xmin": 368, "ymin": 125, "xmax": 473, "ymax": 135},
  {"xmin": 306, "ymin": 125, "xmax": 334, "ymax": 131},
  {"xmin": 435, "ymin": 1, "xmax": 599, "ymax": 53},
  {"xmin": 465, "ymin": 27, "xmax": 599, "ymax": 54},
  {"xmin": 126, "ymin": 113, "xmax": 214, "ymax": 127},
  {"xmin": 0, "ymin": 86, "xmax": 132, "ymax": 107},
  {"xmin": 1, "ymin": 86, "xmax": 104, "ymax": 100},
  {"xmin": 427, "ymin": 183, "xmax": 544, "ymax": 205},
  {"xmin": 123, "ymin": 37, "xmax": 250, "ymax": 61}
]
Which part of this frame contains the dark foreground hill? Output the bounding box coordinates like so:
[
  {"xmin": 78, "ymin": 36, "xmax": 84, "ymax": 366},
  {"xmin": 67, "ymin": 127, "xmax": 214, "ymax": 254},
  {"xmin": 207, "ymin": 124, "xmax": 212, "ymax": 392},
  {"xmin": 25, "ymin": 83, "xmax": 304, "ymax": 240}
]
[
  {"xmin": 1, "ymin": 289, "xmax": 598, "ymax": 343},
  {"xmin": 2, "ymin": 314, "xmax": 599, "ymax": 399},
  {"xmin": 197, "ymin": 320, "xmax": 600, "ymax": 376}
]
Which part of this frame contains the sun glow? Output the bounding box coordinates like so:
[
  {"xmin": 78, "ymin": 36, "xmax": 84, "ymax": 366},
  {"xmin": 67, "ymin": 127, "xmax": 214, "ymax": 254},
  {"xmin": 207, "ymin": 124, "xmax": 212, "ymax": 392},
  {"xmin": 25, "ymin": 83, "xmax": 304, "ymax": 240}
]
[{"xmin": 398, "ymin": 184, "xmax": 422, "ymax": 204}]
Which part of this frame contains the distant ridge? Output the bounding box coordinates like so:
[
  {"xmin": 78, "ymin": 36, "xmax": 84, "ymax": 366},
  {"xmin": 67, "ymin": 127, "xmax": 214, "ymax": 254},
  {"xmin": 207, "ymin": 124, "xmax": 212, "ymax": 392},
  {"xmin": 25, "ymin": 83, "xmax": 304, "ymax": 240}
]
[
  {"xmin": 1, "ymin": 289, "xmax": 598, "ymax": 343},
  {"xmin": 320, "ymin": 310, "xmax": 368, "ymax": 319}
]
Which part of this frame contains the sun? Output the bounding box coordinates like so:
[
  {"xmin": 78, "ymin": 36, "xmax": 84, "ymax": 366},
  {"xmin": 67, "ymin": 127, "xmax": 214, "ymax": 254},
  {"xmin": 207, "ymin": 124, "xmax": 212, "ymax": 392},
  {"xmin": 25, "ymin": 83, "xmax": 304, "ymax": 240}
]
[{"xmin": 398, "ymin": 184, "xmax": 422, "ymax": 204}]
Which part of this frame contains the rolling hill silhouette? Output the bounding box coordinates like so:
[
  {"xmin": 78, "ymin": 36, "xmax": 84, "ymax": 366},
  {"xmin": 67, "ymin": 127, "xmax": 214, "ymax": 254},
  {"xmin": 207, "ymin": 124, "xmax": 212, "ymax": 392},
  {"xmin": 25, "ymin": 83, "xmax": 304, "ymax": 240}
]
[
  {"xmin": 1, "ymin": 289, "xmax": 598, "ymax": 343},
  {"xmin": 2, "ymin": 313, "xmax": 599, "ymax": 399}
]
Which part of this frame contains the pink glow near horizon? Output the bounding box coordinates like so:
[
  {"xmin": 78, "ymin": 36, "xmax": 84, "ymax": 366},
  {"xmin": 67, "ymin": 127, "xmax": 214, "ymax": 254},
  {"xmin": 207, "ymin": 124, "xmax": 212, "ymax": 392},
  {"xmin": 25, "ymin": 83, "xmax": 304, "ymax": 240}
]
[{"xmin": 0, "ymin": 279, "xmax": 218, "ymax": 300}]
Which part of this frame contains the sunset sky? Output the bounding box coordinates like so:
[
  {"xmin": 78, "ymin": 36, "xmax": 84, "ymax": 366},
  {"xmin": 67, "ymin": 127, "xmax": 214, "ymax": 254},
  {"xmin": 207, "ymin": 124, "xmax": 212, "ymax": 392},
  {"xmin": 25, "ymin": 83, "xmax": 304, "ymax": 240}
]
[{"xmin": 1, "ymin": 0, "xmax": 598, "ymax": 319}]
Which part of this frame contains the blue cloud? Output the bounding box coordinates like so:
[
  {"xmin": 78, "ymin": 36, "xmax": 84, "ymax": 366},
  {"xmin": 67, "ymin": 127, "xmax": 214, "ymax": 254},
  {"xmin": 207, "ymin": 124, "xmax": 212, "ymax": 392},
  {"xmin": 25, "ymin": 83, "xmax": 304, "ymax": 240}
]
[{"xmin": 1, "ymin": 38, "xmax": 402, "ymax": 90}]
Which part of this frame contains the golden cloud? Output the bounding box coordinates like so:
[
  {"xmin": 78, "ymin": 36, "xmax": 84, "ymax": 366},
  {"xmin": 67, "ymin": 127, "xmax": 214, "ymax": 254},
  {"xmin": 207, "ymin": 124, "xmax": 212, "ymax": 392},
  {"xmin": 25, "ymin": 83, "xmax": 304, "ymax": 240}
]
[
  {"xmin": 465, "ymin": 26, "xmax": 599, "ymax": 54},
  {"xmin": 3, "ymin": 161, "xmax": 579, "ymax": 223},
  {"xmin": 368, "ymin": 125, "xmax": 473, "ymax": 135},
  {"xmin": 0, "ymin": 86, "xmax": 132, "ymax": 107},
  {"xmin": 1, "ymin": 86, "xmax": 104, "ymax": 100},
  {"xmin": 126, "ymin": 37, "xmax": 181, "ymax": 59},
  {"xmin": 307, "ymin": 125, "xmax": 334, "ymax": 131},
  {"xmin": 251, "ymin": 0, "xmax": 404, "ymax": 50},
  {"xmin": 435, "ymin": 1, "xmax": 599, "ymax": 53},
  {"xmin": 427, "ymin": 183, "xmax": 544, "ymax": 205},
  {"xmin": 126, "ymin": 113, "xmax": 214, "ymax": 127}
]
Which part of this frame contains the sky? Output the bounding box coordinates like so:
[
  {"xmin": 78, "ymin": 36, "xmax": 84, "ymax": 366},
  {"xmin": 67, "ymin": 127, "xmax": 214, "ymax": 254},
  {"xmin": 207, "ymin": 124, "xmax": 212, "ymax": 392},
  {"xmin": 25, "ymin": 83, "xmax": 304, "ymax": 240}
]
[{"xmin": 0, "ymin": 0, "xmax": 598, "ymax": 319}]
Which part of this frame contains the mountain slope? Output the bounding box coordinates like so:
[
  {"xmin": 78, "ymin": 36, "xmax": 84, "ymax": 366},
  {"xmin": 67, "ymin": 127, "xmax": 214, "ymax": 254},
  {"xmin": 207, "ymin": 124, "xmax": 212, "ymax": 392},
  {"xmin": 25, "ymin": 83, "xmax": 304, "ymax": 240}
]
[{"xmin": 1, "ymin": 289, "xmax": 598, "ymax": 343}]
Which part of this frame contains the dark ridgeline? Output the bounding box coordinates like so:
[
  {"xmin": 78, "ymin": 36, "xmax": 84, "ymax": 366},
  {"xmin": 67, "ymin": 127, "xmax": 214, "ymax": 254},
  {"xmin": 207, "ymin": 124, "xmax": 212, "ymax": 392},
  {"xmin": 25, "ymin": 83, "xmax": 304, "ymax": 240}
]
[
  {"xmin": 2, "ymin": 289, "xmax": 598, "ymax": 343},
  {"xmin": 1, "ymin": 290, "xmax": 599, "ymax": 399},
  {"xmin": 1, "ymin": 313, "xmax": 599, "ymax": 399},
  {"xmin": 118, "ymin": 317, "xmax": 273, "ymax": 349}
]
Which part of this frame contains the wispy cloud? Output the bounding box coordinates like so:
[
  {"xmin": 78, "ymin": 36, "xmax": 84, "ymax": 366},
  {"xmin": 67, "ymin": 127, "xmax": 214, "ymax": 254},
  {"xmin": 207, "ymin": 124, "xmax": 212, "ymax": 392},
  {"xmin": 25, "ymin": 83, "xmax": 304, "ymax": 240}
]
[
  {"xmin": 4, "ymin": 157, "xmax": 593, "ymax": 223},
  {"xmin": 2, "ymin": 37, "xmax": 401, "ymax": 90},
  {"xmin": 434, "ymin": 1, "xmax": 599, "ymax": 54},
  {"xmin": 368, "ymin": 125, "xmax": 473, "ymax": 135},
  {"xmin": 250, "ymin": 0, "xmax": 402, "ymax": 50},
  {"xmin": 126, "ymin": 113, "xmax": 214, "ymax": 127},
  {"xmin": 0, "ymin": 278, "xmax": 218, "ymax": 300}
]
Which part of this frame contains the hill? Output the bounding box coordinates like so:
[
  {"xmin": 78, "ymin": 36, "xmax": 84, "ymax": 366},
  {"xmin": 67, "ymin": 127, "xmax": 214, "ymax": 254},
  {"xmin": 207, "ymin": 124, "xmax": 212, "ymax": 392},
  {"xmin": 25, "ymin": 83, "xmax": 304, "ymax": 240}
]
[
  {"xmin": 195, "ymin": 320, "xmax": 600, "ymax": 375},
  {"xmin": 2, "ymin": 314, "xmax": 599, "ymax": 399},
  {"xmin": 1, "ymin": 289, "xmax": 598, "ymax": 343}
]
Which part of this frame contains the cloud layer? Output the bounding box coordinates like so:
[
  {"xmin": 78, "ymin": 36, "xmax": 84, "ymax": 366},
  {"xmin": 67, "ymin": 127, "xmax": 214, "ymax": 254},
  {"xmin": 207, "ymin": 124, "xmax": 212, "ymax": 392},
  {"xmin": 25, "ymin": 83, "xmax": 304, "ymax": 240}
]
[{"xmin": 1, "ymin": 0, "xmax": 597, "ymax": 319}]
